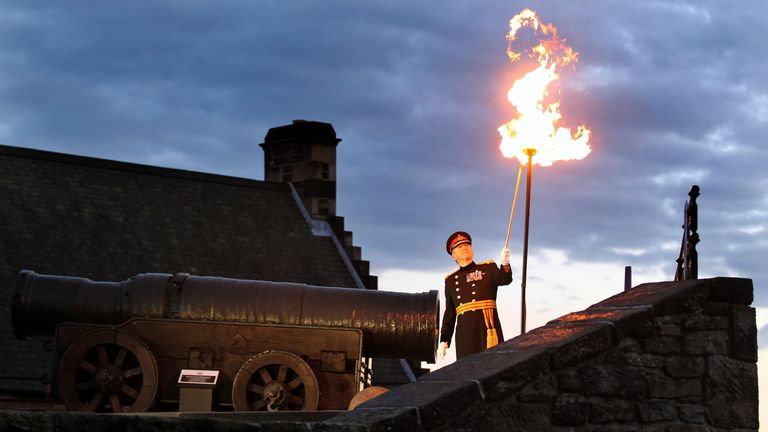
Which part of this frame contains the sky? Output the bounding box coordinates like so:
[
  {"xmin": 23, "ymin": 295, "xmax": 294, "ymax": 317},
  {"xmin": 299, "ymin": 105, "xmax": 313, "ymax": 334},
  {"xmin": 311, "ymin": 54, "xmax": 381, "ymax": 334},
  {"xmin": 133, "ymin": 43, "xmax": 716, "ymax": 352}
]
[{"xmin": 1, "ymin": 0, "xmax": 767, "ymax": 421}]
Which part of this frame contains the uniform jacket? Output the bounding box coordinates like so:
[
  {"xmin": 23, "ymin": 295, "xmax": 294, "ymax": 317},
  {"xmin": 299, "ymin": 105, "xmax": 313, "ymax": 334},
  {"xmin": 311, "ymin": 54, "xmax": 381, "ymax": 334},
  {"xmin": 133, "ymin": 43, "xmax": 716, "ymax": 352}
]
[{"xmin": 440, "ymin": 260, "xmax": 512, "ymax": 359}]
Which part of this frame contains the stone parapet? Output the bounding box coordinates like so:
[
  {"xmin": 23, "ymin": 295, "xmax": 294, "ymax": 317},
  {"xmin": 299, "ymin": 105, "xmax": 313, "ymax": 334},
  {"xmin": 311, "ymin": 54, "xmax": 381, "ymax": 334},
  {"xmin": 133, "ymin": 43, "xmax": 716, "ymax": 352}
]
[{"xmin": 329, "ymin": 277, "xmax": 758, "ymax": 431}]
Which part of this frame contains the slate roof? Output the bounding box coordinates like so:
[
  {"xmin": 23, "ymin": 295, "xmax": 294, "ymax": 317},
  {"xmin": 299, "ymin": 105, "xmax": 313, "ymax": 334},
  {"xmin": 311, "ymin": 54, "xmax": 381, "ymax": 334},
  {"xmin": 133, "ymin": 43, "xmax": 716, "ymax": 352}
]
[{"xmin": 0, "ymin": 144, "xmax": 361, "ymax": 392}]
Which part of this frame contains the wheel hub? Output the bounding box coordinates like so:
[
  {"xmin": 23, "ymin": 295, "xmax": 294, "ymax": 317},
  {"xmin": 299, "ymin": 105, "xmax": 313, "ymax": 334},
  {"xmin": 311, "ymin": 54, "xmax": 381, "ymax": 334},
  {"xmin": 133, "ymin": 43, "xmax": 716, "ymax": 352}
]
[
  {"xmin": 94, "ymin": 366, "xmax": 123, "ymax": 392},
  {"xmin": 264, "ymin": 381, "xmax": 288, "ymax": 410}
]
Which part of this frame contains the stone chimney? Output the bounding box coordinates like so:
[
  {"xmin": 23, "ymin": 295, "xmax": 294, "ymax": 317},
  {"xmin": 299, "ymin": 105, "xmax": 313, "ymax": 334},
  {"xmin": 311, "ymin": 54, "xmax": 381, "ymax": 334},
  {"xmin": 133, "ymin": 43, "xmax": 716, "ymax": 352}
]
[
  {"xmin": 260, "ymin": 120, "xmax": 378, "ymax": 289},
  {"xmin": 260, "ymin": 119, "xmax": 339, "ymax": 220}
]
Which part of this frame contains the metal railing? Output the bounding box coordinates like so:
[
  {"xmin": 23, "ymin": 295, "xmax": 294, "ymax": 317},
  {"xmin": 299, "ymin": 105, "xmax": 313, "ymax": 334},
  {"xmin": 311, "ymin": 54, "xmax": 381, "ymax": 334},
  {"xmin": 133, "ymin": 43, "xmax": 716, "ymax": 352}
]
[{"xmin": 675, "ymin": 185, "xmax": 700, "ymax": 281}]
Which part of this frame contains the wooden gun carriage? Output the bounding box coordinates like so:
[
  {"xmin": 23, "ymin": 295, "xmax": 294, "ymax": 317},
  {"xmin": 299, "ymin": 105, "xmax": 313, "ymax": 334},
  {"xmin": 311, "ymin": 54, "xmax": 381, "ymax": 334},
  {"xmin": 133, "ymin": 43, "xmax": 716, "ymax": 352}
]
[{"xmin": 12, "ymin": 270, "xmax": 438, "ymax": 413}]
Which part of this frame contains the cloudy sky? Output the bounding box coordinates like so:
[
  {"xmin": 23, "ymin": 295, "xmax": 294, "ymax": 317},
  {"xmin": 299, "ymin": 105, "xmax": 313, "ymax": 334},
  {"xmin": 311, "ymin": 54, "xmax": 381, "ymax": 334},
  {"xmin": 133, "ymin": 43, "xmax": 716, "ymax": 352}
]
[{"xmin": 1, "ymin": 0, "xmax": 767, "ymax": 418}]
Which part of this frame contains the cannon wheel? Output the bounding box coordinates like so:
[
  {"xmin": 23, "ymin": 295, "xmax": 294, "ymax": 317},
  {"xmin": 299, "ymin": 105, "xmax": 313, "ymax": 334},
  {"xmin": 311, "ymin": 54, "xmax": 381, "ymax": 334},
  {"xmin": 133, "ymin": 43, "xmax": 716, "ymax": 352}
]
[
  {"xmin": 232, "ymin": 350, "xmax": 319, "ymax": 411},
  {"xmin": 57, "ymin": 329, "xmax": 158, "ymax": 413}
]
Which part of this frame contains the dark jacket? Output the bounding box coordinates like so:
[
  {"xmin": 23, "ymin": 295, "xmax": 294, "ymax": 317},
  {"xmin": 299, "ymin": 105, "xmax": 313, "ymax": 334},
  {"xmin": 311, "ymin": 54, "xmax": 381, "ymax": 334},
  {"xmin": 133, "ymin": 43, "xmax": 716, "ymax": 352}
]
[{"xmin": 440, "ymin": 260, "xmax": 512, "ymax": 359}]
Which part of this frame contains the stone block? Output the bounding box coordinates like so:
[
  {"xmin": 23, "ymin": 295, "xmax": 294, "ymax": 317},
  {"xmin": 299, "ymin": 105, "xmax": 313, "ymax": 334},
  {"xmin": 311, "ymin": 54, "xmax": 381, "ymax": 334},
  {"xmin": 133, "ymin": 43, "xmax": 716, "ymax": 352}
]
[
  {"xmin": 591, "ymin": 279, "xmax": 707, "ymax": 316},
  {"xmin": 702, "ymin": 301, "xmax": 731, "ymax": 316},
  {"xmin": 556, "ymin": 369, "xmax": 582, "ymax": 393},
  {"xmin": 356, "ymin": 380, "xmax": 482, "ymax": 430},
  {"xmin": 420, "ymin": 348, "xmax": 549, "ymax": 401},
  {"xmin": 656, "ymin": 315, "xmax": 683, "ymax": 336},
  {"xmin": 643, "ymin": 336, "xmax": 682, "ymax": 355},
  {"xmin": 624, "ymin": 352, "xmax": 666, "ymax": 368},
  {"xmin": 491, "ymin": 322, "xmax": 614, "ymax": 372},
  {"xmin": 730, "ymin": 305, "xmax": 757, "ymax": 362},
  {"xmin": 681, "ymin": 331, "xmax": 728, "ymax": 355},
  {"xmin": 600, "ymin": 400, "xmax": 637, "ymax": 423},
  {"xmin": 581, "ymin": 364, "xmax": 648, "ymax": 400},
  {"xmin": 677, "ymin": 404, "xmax": 705, "ymax": 424},
  {"xmin": 683, "ymin": 312, "xmax": 728, "ymax": 330},
  {"xmin": 552, "ymin": 393, "xmax": 589, "ymax": 426},
  {"xmin": 480, "ymin": 402, "xmax": 551, "ymax": 430},
  {"xmin": 664, "ymin": 425, "xmax": 711, "ymax": 432},
  {"xmin": 707, "ymin": 277, "xmax": 753, "ymax": 305},
  {"xmin": 637, "ymin": 400, "xmax": 677, "ymax": 422},
  {"xmin": 549, "ymin": 305, "xmax": 652, "ymax": 340},
  {"xmin": 321, "ymin": 407, "xmax": 422, "ymax": 432},
  {"xmin": 704, "ymin": 356, "xmax": 758, "ymax": 429},
  {"xmin": 648, "ymin": 373, "xmax": 702, "ymax": 400},
  {"xmin": 665, "ymin": 356, "xmax": 705, "ymax": 378},
  {"xmin": 517, "ymin": 375, "xmax": 555, "ymax": 403}
]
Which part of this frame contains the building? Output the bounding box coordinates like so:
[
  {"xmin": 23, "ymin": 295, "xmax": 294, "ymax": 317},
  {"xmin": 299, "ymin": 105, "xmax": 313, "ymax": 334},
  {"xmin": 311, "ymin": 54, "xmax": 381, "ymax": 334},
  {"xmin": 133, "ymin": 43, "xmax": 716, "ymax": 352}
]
[{"xmin": 0, "ymin": 120, "xmax": 417, "ymax": 401}]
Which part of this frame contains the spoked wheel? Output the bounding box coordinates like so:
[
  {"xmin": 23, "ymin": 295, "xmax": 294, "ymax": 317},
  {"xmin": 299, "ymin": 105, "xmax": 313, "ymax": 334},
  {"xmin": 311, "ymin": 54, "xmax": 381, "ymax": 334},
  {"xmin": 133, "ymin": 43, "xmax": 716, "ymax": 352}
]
[
  {"xmin": 232, "ymin": 350, "xmax": 319, "ymax": 411},
  {"xmin": 57, "ymin": 329, "xmax": 158, "ymax": 412}
]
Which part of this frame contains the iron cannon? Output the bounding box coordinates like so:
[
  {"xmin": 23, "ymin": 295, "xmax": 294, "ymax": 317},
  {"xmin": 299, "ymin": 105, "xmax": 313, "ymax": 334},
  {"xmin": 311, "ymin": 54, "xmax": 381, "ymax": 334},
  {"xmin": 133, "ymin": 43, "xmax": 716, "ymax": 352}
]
[{"xmin": 12, "ymin": 270, "xmax": 439, "ymax": 413}]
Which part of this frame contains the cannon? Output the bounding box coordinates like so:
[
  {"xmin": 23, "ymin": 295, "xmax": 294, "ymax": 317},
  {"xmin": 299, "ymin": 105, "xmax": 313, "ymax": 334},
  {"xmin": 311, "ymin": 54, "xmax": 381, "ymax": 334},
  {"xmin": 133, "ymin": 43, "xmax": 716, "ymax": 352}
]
[{"xmin": 12, "ymin": 270, "xmax": 439, "ymax": 413}]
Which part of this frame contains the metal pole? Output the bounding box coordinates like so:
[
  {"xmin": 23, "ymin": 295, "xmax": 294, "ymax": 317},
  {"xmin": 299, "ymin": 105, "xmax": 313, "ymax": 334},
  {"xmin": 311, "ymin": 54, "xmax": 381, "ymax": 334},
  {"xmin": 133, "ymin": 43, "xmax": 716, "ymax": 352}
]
[
  {"xmin": 624, "ymin": 266, "xmax": 632, "ymax": 292},
  {"xmin": 520, "ymin": 148, "xmax": 536, "ymax": 335},
  {"xmin": 504, "ymin": 163, "xmax": 524, "ymax": 249}
]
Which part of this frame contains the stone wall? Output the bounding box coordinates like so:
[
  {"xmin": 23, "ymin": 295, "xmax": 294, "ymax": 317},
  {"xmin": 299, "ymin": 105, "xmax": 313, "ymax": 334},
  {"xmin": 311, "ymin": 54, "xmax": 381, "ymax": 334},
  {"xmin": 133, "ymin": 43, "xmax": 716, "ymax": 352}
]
[
  {"xmin": 0, "ymin": 277, "xmax": 757, "ymax": 431},
  {"xmin": 332, "ymin": 277, "xmax": 758, "ymax": 431}
]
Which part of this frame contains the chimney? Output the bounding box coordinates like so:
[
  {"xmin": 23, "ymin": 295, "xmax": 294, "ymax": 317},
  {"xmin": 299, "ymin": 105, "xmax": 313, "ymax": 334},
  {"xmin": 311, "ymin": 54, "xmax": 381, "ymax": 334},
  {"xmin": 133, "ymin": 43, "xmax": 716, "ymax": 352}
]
[{"xmin": 260, "ymin": 120, "xmax": 340, "ymax": 220}]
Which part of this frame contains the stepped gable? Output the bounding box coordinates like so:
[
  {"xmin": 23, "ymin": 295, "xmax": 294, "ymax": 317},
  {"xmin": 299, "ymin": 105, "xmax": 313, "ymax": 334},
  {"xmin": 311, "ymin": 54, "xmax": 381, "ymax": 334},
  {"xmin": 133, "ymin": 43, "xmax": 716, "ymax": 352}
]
[
  {"xmin": 0, "ymin": 144, "xmax": 359, "ymax": 393},
  {"xmin": 261, "ymin": 120, "xmax": 377, "ymax": 289}
]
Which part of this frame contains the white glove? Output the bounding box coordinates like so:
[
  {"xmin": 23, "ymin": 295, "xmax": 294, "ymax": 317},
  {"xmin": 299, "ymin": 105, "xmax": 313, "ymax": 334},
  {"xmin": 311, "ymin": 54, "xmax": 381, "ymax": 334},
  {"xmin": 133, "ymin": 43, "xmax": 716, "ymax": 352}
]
[
  {"xmin": 438, "ymin": 342, "xmax": 449, "ymax": 359},
  {"xmin": 499, "ymin": 247, "xmax": 511, "ymax": 266}
]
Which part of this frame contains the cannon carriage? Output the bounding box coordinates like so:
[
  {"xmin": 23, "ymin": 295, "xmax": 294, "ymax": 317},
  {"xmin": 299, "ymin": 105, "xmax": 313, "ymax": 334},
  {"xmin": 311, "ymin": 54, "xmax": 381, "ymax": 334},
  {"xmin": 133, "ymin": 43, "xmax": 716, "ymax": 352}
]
[{"xmin": 12, "ymin": 270, "xmax": 439, "ymax": 413}]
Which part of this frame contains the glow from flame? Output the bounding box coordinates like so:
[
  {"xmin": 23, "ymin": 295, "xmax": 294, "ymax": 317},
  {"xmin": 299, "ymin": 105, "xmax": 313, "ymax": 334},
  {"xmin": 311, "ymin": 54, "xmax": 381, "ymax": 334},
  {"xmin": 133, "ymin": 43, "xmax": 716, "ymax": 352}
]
[{"xmin": 498, "ymin": 9, "xmax": 591, "ymax": 167}]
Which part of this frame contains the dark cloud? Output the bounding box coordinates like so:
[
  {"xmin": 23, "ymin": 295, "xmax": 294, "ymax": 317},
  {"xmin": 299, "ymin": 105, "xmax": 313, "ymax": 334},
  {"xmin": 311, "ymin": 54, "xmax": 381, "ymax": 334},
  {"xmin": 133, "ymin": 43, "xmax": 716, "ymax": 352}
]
[{"xmin": 0, "ymin": 1, "xmax": 766, "ymax": 304}]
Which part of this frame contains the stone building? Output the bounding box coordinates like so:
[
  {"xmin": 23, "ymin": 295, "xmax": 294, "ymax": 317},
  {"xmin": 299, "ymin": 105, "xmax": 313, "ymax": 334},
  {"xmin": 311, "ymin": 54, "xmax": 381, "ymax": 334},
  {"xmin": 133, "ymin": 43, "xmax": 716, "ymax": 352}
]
[{"xmin": 0, "ymin": 120, "xmax": 421, "ymax": 400}]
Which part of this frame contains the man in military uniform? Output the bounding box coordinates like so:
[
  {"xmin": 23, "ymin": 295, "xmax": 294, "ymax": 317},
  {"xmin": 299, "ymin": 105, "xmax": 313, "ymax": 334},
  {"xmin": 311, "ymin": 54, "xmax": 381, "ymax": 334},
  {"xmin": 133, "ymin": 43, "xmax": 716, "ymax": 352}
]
[{"xmin": 438, "ymin": 231, "xmax": 512, "ymax": 360}]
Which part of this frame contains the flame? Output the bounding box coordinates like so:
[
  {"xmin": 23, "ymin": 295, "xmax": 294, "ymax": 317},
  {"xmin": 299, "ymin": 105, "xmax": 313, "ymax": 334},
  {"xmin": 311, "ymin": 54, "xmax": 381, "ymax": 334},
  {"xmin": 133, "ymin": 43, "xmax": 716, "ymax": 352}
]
[{"xmin": 498, "ymin": 9, "xmax": 591, "ymax": 167}]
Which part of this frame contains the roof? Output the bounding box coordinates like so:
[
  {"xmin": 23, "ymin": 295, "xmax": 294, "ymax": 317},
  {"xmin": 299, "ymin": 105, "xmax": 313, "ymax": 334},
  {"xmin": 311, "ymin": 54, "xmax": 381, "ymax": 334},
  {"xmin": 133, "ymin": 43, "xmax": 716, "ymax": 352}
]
[{"xmin": 0, "ymin": 144, "xmax": 361, "ymax": 391}]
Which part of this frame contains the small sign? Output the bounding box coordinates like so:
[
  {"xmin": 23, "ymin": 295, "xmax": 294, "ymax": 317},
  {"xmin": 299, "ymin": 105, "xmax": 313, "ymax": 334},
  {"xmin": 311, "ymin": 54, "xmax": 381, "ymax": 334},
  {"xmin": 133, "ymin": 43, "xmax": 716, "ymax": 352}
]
[{"xmin": 178, "ymin": 369, "xmax": 219, "ymax": 386}]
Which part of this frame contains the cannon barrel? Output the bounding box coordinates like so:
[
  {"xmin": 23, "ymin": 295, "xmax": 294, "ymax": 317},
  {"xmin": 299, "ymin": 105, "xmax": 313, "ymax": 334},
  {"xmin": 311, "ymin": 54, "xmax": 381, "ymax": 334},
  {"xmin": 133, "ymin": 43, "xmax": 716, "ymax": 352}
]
[{"xmin": 12, "ymin": 270, "xmax": 439, "ymax": 361}]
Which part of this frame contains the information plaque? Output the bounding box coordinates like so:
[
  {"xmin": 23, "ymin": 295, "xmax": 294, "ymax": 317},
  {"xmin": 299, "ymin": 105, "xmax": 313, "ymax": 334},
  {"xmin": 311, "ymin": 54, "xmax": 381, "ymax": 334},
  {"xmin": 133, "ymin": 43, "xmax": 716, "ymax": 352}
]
[{"xmin": 178, "ymin": 369, "xmax": 219, "ymax": 386}]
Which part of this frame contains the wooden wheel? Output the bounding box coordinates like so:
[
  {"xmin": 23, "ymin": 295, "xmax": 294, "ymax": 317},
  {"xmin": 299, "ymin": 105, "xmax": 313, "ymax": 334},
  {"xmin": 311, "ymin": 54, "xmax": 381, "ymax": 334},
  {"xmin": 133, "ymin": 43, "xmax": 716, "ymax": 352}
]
[
  {"xmin": 57, "ymin": 329, "xmax": 158, "ymax": 413},
  {"xmin": 232, "ymin": 350, "xmax": 319, "ymax": 411}
]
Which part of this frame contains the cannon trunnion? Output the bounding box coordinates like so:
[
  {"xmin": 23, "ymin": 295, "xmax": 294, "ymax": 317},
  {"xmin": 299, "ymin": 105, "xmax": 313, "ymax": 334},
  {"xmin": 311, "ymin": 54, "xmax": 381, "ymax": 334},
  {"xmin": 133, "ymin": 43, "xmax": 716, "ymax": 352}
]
[{"xmin": 13, "ymin": 270, "xmax": 439, "ymax": 413}]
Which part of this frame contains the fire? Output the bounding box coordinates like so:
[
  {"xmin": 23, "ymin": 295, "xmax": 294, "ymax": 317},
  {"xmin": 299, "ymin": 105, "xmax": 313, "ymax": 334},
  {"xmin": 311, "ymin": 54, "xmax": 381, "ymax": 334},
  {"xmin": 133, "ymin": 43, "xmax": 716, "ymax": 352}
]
[{"xmin": 498, "ymin": 9, "xmax": 591, "ymax": 167}]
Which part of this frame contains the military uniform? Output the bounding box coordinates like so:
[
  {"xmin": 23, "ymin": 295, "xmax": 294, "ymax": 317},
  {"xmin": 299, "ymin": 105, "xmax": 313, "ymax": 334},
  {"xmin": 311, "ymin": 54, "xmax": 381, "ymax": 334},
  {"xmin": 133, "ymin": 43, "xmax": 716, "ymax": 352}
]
[{"xmin": 440, "ymin": 260, "xmax": 512, "ymax": 359}]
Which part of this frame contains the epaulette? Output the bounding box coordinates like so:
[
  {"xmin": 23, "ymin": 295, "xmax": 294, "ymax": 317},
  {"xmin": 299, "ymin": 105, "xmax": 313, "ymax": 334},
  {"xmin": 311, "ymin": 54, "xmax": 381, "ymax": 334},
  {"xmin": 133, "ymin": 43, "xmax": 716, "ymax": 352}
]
[
  {"xmin": 477, "ymin": 259, "xmax": 497, "ymax": 266},
  {"xmin": 444, "ymin": 268, "xmax": 460, "ymax": 280}
]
